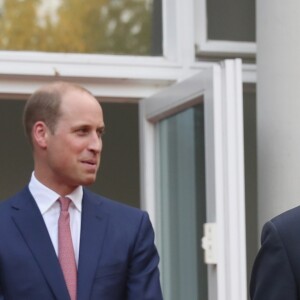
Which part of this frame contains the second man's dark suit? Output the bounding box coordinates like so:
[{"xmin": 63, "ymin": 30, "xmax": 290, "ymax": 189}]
[{"xmin": 250, "ymin": 206, "xmax": 300, "ymax": 299}]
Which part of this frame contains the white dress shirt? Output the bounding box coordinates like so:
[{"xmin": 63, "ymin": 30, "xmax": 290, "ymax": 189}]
[{"xmin": 28, "ymin": 172, "xmax": 82, "ymax": 265}]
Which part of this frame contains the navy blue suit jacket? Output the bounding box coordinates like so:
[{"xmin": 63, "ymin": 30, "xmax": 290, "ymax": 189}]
[
  {"xmin": 250, "ymin": 206, "xmax": 300, "ymax": 299},
  {"xmin": 0, "ymin": 187, "xmax": 163, "ymax": 300}
]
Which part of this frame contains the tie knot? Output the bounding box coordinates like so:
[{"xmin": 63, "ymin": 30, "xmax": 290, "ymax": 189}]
[{"xmin": 59, "ymin": 197, "xmax": 71, "ymax": 212}]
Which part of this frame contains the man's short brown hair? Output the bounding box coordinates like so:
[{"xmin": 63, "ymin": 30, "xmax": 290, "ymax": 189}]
[{"xmin": 23, "ymin": 81, "xmax": 94, "ymax": 144}]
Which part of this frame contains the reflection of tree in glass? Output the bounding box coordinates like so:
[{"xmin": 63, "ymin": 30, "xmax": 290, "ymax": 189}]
[
  {"xmin": 0, "ymin": 0, "xmax": 153, "ymax": 55},
  {"xmin": 97, "ymin": 0, "xmax": 152, "ymax": 55},
  {"xmin": 0, "ymin": 0, "xmax": 40, "ymax": 50}
]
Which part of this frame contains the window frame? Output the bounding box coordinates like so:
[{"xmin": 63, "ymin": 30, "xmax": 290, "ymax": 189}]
[
  {"xmin": 139, "ymin": 59, "xmax": 247, "ymax": 300},
  {"xmin": 195, "ymin": 0, "xmax": 256, "ymax": 57},
  {"xmin": 0, "ymin": 0, "xmax": 256, "ymax": 101}
]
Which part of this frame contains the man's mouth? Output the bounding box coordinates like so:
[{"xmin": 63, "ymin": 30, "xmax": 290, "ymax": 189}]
[{"xmin": 81, "ymin": 160, "xmax": 97, "ymax": 166}]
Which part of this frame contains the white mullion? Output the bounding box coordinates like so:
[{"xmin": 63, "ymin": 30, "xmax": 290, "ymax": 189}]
[
  {"xmin": 216, "ymin": 59, "xmax": 247, "ymax": 300},
  {"xmin": 162, "ymin": 0, "xmax": 179, "ymax": 62},
  {"xmin": 139, "ymin": 101, "xmax": 157, "ymax": 227},
  {"xmin": 178, "ymin": 0, "xmax": 197, "ymax": 70},
  {"xmin": 163, "ymin": 0, "xmax": 197, "ymax": 68}
]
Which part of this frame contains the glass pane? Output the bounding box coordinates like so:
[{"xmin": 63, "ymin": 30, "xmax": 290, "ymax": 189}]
[
  {"xmin": 207, "ymin": 0, "xmax": 255, "ymax": 42},
  {"xmin": 92, "ymin": 103, "xmax": 140, "ymax": 208},
  {"xmin": 0, "ymin": 0, "xmax": 162, "ymax": 56},
  {"xmin": 157, "ymin": 103, "xmax": 207, "ymax": 300}
]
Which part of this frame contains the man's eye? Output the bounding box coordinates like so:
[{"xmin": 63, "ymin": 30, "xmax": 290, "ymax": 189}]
[
  {"xmin": 77, "ymin": 128, "xmax": 88, "ymax": 134},
  {"xmin": 97, "ymin": 129, "xmax": 105, "ymax": 137}
]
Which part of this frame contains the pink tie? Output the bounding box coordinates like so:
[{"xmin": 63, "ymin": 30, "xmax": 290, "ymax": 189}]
[{"xmin": 58, "ymin": 197, "xmax": 77, "ymax": 300}]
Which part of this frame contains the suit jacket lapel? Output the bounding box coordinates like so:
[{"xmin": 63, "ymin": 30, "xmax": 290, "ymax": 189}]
[
  {"xmin": 77, "ymin": 190, "xmax": 108, "ymax": 300},
  {"xmin": 11, "ymin": 187, "xmax": 70, "ymax": 300}
]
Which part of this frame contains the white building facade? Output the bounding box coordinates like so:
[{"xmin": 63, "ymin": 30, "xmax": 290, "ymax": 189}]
[{"xmin": 1, "ymin": 0, "xmax": 295, "ymax": 299}]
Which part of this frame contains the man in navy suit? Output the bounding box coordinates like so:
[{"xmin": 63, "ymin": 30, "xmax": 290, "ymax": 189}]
[
  {"xmin": 250, "ymin": 207, "xmax": 300, "ymax": 299},
  {"xmin": 0, "ymin": 81, "xmax": 163, "ymax": 299}
]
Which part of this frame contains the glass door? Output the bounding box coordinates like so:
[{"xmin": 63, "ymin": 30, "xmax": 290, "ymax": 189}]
[
  {"xmin": 157, "ymin": 102, "xmax": 207, "ymax": 299},
  {"xmin": 139, "ymin": 59, "xmax": 247, "ymax": 300}
]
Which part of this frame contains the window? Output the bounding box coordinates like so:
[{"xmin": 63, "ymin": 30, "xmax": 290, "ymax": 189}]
[
  {"xmin": 0, "ymin": 0, "xmax": 162, "ymax": 56},
  {"xmin": 195, "ymin": 0, "xmax": 256, "ymax": 57}
]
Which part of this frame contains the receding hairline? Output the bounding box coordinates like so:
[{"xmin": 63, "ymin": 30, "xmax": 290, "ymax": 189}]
[
  {"xmin": 23, "ymin": 81, "xmax": 101, "ymax": 145},
  {"xmin": 37, "ymin": 81, "xmax": 95, "ymax": 99}
]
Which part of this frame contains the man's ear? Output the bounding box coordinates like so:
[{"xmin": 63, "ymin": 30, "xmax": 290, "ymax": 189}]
[{"xmin": 32, "ymin": 121, "xmax": 49, "ymax": 149}]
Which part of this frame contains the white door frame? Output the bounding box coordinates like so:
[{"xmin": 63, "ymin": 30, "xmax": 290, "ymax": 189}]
[{"xmin": 139, "ymin": 59, "xmax": 247, "ymax": 300}]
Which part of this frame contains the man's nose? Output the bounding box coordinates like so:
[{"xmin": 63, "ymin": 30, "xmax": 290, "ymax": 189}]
[{"xmin": 89, "ymin": 132, "xmax": 102, "ymax": 152}]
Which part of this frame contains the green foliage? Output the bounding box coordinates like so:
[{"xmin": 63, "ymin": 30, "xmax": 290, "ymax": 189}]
[
  {"xmin": 0, "ymin": 0, "xmax": 155, "ymax": 55},
  {"xmin": 0, "ymin": 0, "xmax": 41, "ymax": 50}
]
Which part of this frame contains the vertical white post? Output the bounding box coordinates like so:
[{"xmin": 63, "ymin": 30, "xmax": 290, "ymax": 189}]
[
  {"xmin": 257, "ymin": 0, "xmax": 300, "ymax": 230},
  {"xmin": 214, "ymin": 60, "xmax": 247, "ymax": 300}
]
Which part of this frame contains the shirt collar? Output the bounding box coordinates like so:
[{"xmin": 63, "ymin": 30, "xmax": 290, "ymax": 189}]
[{"xmin": 29, "ymin": 172, "xmax": 83, "ymax": 214}]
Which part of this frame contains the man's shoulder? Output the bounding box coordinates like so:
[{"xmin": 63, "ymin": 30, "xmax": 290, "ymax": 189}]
[
  {"xmin": 0, "ymin": 187, "xmax": 31, "ymax": 209},
  {"xmin": 266, "ymin": 205, "xmax": 300, "ymax": 238},
  {"xmin": 0, "ymin": 187, "xmax": 33, "ymax": 224},
  {"xmin": 83, "ymin": 188, "xmax": 146, "ymax": 218},
  {"xmin": 271, "ymin": 205, "xmax": 300, "ymax": 225},
  {"xmin": 82, "ymin": 189, "xmax": 151, "ymax": 232}
]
